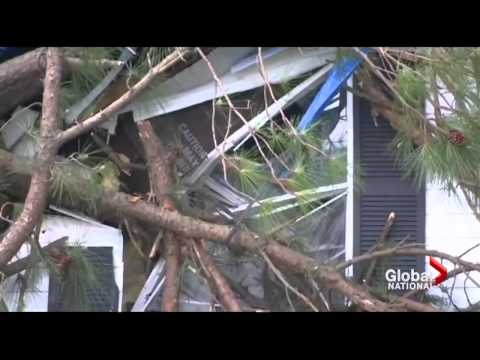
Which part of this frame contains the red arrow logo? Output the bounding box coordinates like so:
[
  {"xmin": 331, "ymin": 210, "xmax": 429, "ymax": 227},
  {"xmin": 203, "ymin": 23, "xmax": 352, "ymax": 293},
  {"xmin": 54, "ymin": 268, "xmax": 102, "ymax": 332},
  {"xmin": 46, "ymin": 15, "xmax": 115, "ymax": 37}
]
[{"xmin": 429, "ymin": 257, "xmax": 448, "ymax": 285}]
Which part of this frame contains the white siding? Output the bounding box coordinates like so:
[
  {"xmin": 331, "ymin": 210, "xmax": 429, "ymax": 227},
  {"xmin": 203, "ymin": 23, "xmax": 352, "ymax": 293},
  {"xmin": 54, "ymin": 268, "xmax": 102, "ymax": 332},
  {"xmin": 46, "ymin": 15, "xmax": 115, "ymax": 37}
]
[
  {"xmin": 345, "ymin": 77, "xmax": 354, "ymax": 279},
  {"xmin": 2, "ymin": 215, "xmax": 124, "ymax": 312},
  {"xmin": 424, "ymin": 84, "xmax": 480, "ymax": 309},
  {"xmin": 426, "ymin": 182, "xmax": 480, "ymax": 309}
]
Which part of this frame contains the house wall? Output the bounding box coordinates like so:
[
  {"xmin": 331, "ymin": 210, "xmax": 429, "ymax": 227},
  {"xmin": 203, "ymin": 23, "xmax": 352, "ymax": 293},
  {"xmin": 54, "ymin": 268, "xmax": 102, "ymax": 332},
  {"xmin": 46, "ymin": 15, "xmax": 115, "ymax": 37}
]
[
  {"xmin": 425, "ymin": 182, "xmax": 480, "ymax": 308},
  {"xmin": 424, "ymin": 88, "xmax": 480, "ymax": 309},
  {"xmin": 346, "ymin": 78, "xmax": 480, "ymax": 309},
  {"xmin": 1, "ymin": 214, "xmax": 124, "ymax": 312}
]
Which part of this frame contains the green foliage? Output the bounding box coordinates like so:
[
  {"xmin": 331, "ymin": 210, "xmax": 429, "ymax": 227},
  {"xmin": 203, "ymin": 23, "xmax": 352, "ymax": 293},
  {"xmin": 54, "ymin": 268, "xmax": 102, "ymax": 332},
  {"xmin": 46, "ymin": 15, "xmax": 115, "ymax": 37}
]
[
  {"xmin": 253, "ymin": 198, "xmax": 292, "ymax": 235},
  {"xmin": 384, "ymin": 48, "xmax": 480, "ymax": 200},
  {"xmin": 54, "ymin": 245, "xmax": 102, "ymax": 312},
  {"xmin": 335, "ymin": 47, "xmax": 368, "ymax": 71},
  {"xmin": 225, "ymin": 112, "xmax": 348, "ymax": 239},
  {"xmin": 228, "ymin": 152, "xmax": 271, "ymax": 197},
  {"xmin": 396, "ymin": 65, "xmax": 428, "ymax": 111},
  {"xmin": 125, "ymin": 47, "xmax": 177, "ymax": 83},
  {"xmin": 60, "ymin": 47, "xmax": 119, "ymax": 113},
  {"xmin": 392, "ymin": 113, "xmax": 480, "ymax": 192},
  {"xmin": 50, "ymin": 138, "xmax": 123, "ymax": 216},
  {"xmin": 15, "ymin": 239, "xmax": 62, "ymax": 311},
  {"xmin": 95, "ymin": 160, "xmax": 121, "ymax": 192},
  {"xmin": 3, "ymin": 239, "xmax": 102, "ymax": 312},
  {"xmin": 229, "ymin": 126, "xmax": 345, "ymax": 197},
  {"xmin": 51, "ymin": 159, "xmax": 104, "ymax": 217},
  {"xmin": 278, "ymin": 71, "xmax": 315, "ymax": 95}
]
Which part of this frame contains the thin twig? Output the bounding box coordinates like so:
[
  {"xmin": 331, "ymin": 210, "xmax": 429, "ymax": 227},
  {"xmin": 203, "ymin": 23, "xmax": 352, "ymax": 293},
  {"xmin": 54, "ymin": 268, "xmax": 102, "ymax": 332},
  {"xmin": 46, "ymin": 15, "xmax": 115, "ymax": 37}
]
[
  {"xmin": 123, "ymin": 219, "xmax": 146, "ymax": 259},
  {"xmin": 90, "ymin": 132, "xmax": 145, "ymax": 175},
  {"xmin": 57, "ymin": 48, "xmax": 194, "ymax": 145},
  {"xmin": 257, "ymin": 47, "xmax": 327, "ymax": 157},
  {"xmin": 192, "ymin": 239, "xmax": 242, "ymax": 312},
  {"xmin": 0, "ymin": 202, "xmax": 14, "ymax": 225},
  {"xmin": 66, "ymin": 57, "xmax": 125, "ymax": 70},
  {"xmin": 363, "ymin": 212, "xmax": 396, "ymax": 285},
  {"xmin": 463, "ymin": 273, "xmax": 473, "ymax": 308},
  {"xmin": 260, "ymin": 249, "xmax": 319, "ymax": 312},
  {"xmin": 196, "ymin": 47, "xmax": 294, "ymax": 195},
  {"xmin": 336, "ymin": 244, "xmax": 480, "ymax": 277},
  {"xmin": 1, "ymin": 237, "xmax": 68, "ymax": 277}
]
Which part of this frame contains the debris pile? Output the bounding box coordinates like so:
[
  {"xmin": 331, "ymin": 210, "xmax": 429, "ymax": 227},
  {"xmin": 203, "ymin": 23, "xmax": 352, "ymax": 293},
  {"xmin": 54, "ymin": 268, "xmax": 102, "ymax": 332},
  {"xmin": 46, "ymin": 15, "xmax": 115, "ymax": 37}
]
[{"xmin": 3, "ymin": 46, "xmax": 472, "ymax": 312}]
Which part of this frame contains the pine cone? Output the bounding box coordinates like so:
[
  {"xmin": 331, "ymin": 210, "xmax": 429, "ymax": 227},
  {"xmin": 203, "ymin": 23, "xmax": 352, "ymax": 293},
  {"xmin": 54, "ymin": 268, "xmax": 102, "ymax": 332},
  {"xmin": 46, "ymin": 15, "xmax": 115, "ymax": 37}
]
[
  {"xmin": 57, "ymin": 255, "xmax": 73, "ymax": 272},
  {"xmin": 448, "ymin": 129, "xmax": 466, "ymax": 145}
]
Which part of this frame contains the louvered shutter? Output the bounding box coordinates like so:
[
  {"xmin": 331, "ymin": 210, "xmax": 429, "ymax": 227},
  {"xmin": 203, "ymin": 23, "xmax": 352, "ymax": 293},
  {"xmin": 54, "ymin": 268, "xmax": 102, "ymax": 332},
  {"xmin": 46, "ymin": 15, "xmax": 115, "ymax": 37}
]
[
  {"xmin": 48, "ymin": 247, "xmax": 119, "ymax": 312},
  {"xmin": 353, "ymin": 94, "xmax": 425, "ymax": 288}
]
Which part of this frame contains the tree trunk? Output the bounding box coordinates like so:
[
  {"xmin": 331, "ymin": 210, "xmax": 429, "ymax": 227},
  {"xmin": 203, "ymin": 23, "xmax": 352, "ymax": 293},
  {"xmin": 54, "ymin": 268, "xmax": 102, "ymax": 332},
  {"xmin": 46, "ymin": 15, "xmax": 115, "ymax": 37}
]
[
  {"xmin": 0, "ymin": 48, "xmax": 47, "ymax": 119},
  {"xmin": 0, "ymin": 48, "xmax": 63, "ymax": 268},
  {"xmin": 137, "ymin": 119, "xmax": 182, "ymax": 312},
  {"xmin": 0, "ymin": 47, "xmax": 112, "ymax": 120},
  {"xmin": 193, "ymin": 239, "xmax": 242, "ymax": 312},
  {"xmin": 0, "ymin": 146, "xmax": 401, "ymax": 311}
]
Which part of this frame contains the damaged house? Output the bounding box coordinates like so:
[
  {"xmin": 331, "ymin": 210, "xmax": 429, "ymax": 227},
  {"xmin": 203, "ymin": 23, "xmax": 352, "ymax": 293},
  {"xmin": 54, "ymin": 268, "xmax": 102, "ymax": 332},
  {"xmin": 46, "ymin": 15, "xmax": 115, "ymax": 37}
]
[{"xmin": 1, "ymin": 47, "xmax": 480, "ymax": 312}]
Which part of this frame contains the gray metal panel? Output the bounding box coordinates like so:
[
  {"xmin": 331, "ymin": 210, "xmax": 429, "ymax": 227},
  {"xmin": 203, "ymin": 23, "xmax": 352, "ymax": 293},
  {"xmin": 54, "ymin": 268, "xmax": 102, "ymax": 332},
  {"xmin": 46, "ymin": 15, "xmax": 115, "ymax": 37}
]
[{"xmin": 353, "ymin": 90, "xmax": 425, "ymax": 287}]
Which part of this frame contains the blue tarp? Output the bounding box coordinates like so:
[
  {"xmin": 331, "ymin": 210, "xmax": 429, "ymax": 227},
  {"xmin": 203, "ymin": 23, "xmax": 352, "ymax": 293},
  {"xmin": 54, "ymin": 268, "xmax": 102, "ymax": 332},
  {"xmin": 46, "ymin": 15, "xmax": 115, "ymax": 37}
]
[{"xmin": 297, "ymin": 49, "xmax": 369, "ymax": 133}]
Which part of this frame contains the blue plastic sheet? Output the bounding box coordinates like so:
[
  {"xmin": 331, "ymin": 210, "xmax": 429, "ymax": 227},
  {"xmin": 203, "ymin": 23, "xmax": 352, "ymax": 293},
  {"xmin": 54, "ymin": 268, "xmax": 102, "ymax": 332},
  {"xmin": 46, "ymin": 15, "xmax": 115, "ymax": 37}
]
[{"xmin": 297, "ymin": 49, "xmax": 369, "ymax": 133}]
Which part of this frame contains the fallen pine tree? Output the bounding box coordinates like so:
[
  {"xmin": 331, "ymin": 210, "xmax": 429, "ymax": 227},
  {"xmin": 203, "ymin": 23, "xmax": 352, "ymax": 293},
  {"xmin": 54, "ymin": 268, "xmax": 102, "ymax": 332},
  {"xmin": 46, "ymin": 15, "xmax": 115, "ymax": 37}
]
[{"xmin": 1, "ymin": 47, "xmax": 479, "ymax": 312}]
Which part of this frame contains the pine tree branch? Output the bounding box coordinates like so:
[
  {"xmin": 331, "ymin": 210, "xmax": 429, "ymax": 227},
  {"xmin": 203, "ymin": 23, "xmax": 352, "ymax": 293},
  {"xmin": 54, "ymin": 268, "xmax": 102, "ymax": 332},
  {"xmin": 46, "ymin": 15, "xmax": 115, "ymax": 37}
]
[
  {"xmin": 363, "ymin": 212, "xmax": 396, "ymax": 285},
  {"xmin": 192, "ymin": 239, "xmax": 242, "ymax": 312},
  {"xmin": 0, "ymin": 147, "xmax": 404, "ymax": 312},
  {"xmin": 0, "ymin": 48, "xmax": 48, "ymax": 119},
  {"xmin": 136, "ymin": 119, "xmax": 182, "ymax": 312},
  {"xmin": 263, "ymin": 242, "xmax": 397, "ymax": 312},
  {"xmin": 0, "ymin": 47, "xmax": 416, "ymax": 312},
  {"xmin": 0, "ymin": 48, "xmax": 63, "ymax": 268},
  {"xmin": 260, "ymin": 249, "xmax": 319, "ymax": 312},
  {"xmin": 1, "ymin": 237, "xmax": 68, "ymax": 277},
  {"xmin": 335, "ymin": 244, "xmax": 480, "ymax": 275},
  {"xmin": 0, "ymin": 48, "xmax": 113, "ymax": 119},
  {"xmin": 56, "ymin": 48, "xmax": 195, "ymax": 146},
  {"xmin": 195, "ymin": 47, "xmax": 293, "ymax": 195},
  {"xmin": 90, "ymin": 132, "xmax": 134, "ymax": 175},
  {"xmin": 123, "ymin": 219, "xmax": 146, "ymax": 260},
  {"xmin": 354, "ymin": 48, "xmax": 447, "ymax": 138},
  {"xmin": 161, "ymin": 231, "xmax": 181, "ymax": 312},
  {"xmin": 356, "ymin": 68, "xmax": 431, "ymax": 146},
  {"xmin": 65, "ymin": 57, "xmax": 125, "ymax": 71},
  {"xmin": 389, "ymin": 296, "xmax": 438, "ymax": 312}
]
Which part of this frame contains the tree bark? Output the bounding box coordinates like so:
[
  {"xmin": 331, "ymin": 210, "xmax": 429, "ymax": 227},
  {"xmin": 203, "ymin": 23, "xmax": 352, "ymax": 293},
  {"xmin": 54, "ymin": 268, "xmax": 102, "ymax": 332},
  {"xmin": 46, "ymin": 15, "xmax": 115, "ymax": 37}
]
[
  {"xmin": 0, "ymin": 48, "xmax": 85, "ymax": 119},
  {"xmin": 356, "ymin": 68, "xmax": 428, "ymax": 146},
  {"xmin": 0, "ymin": 47, "xmax": 127, "ymax": 120},
  {"xmin": 0, "ymin": 48, "xmax": 63, "ymax": 267},
  {"xmin": 137, "ymin": 119, "xmax": 181, "ymax": 312},
  {"xmin": 1, "ymin": 237, "xmax": 67, "ymax": 277},
  {"xmin": 161, "ymin": 232, "xmax": 181, "ymax": 312},
  {"xmin": 263, "ymin": 241, "xmax": 397, "ymax": 312},
  {"xmin": 0, "ymin": 48, "xmax": 47, "ymax": 119}
]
